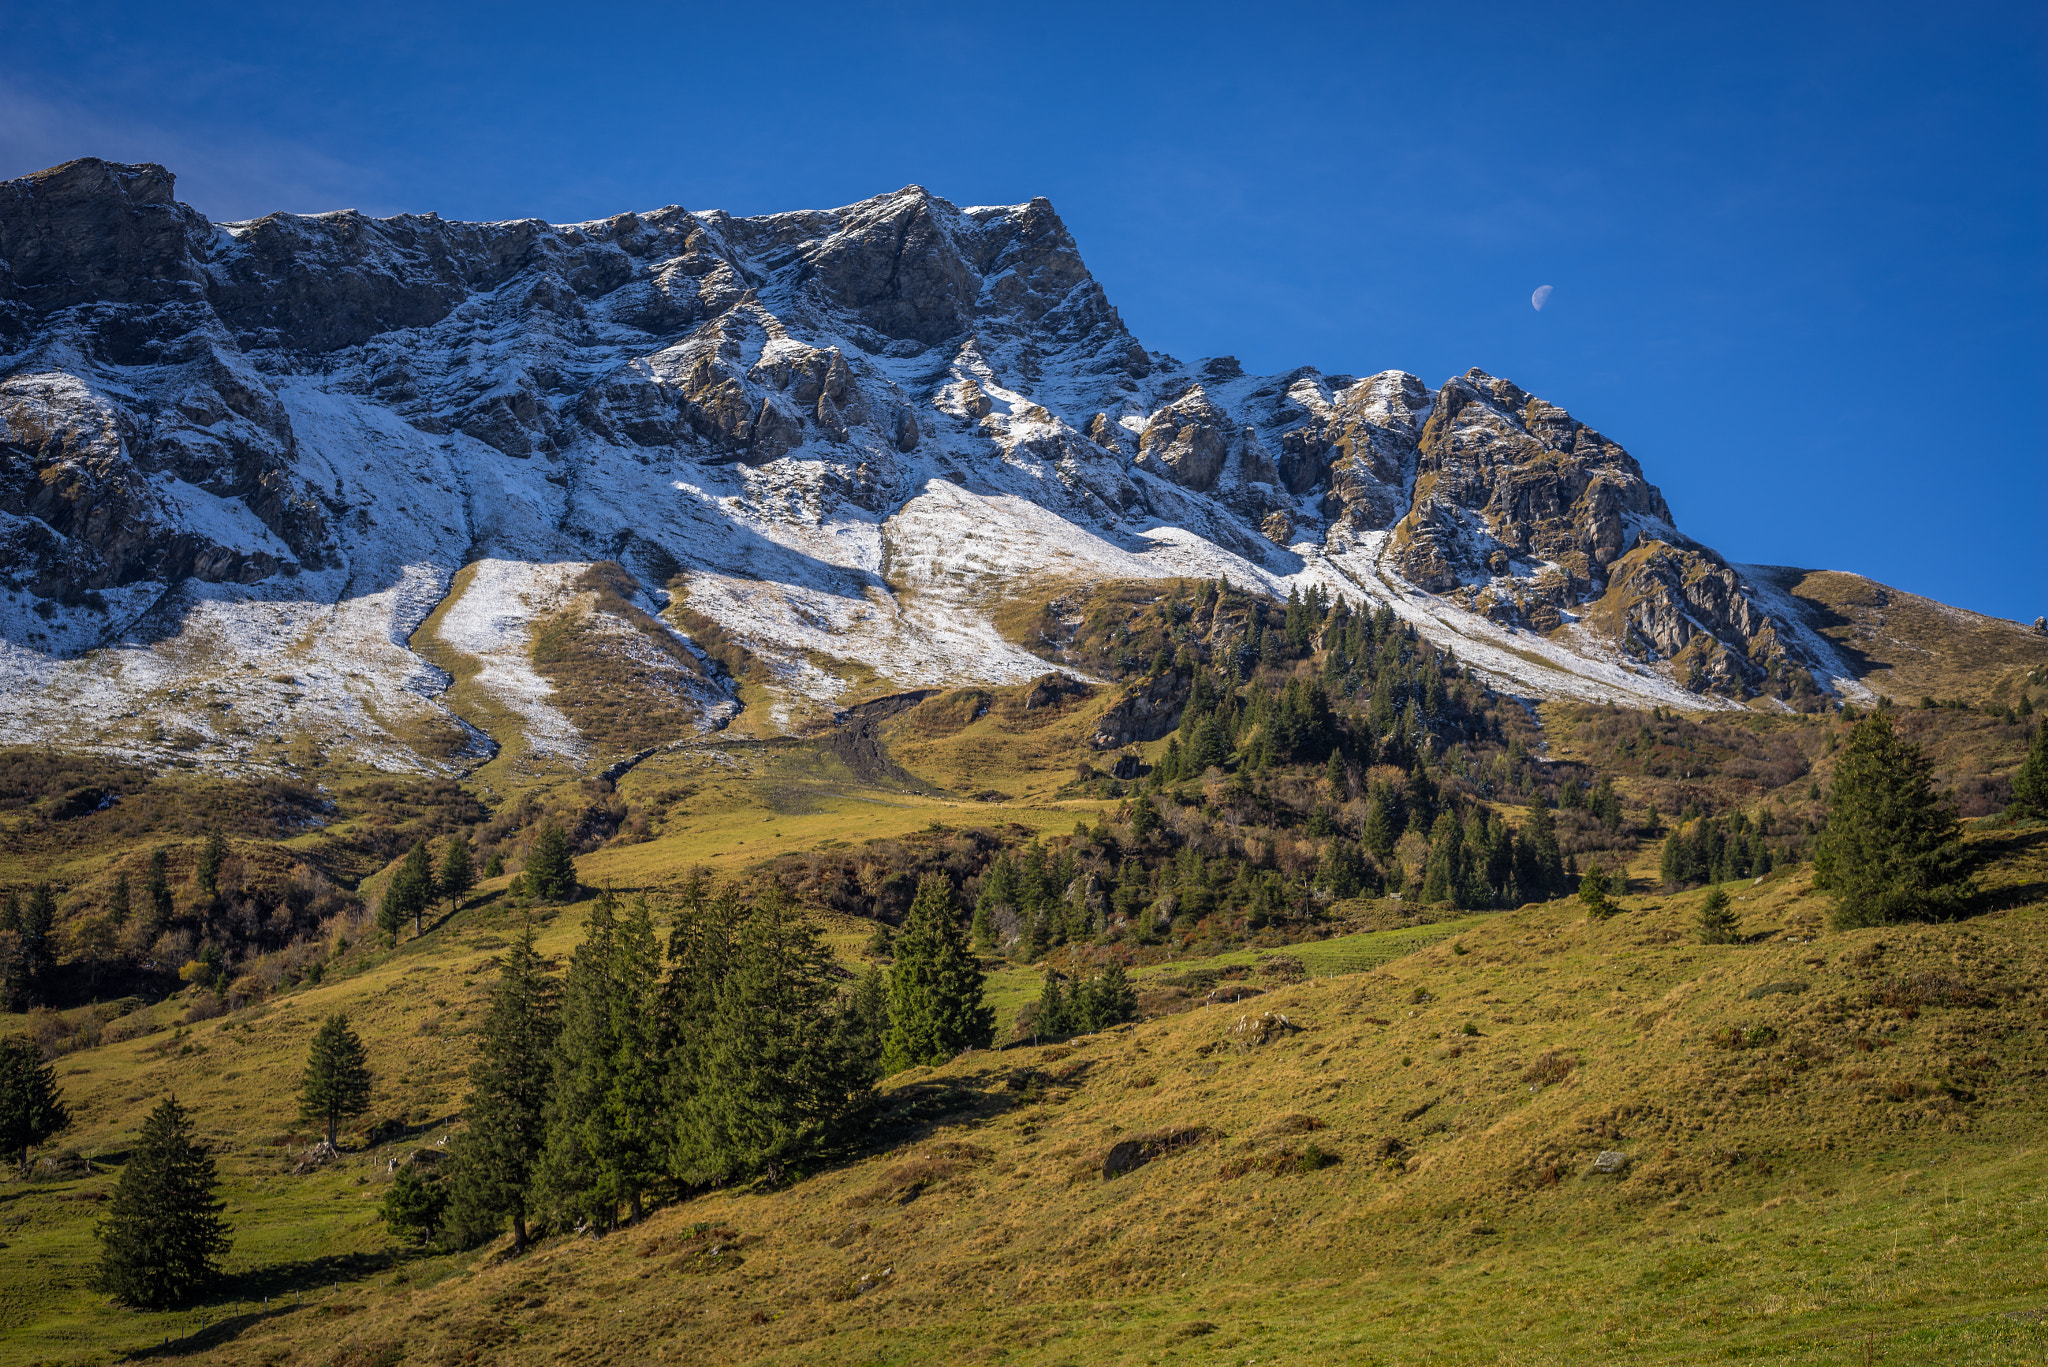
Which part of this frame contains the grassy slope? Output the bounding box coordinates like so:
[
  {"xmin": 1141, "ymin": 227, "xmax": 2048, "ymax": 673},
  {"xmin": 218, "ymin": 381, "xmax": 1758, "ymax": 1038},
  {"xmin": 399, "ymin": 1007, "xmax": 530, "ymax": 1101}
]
[{"xmin": 3, "ymin": 823, "xmax": 2046, "ymax": 1366}]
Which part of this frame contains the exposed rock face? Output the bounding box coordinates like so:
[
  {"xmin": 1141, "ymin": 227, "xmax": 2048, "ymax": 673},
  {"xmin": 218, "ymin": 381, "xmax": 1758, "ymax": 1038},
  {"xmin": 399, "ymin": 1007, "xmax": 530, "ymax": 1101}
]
[
  {"xmin": 1089, "ymin": 671, "xmax": 1191, "ymax": 750},
  {"xmin": 0, "ymin": 158, "xmax": 1885, "ymax": 770}
]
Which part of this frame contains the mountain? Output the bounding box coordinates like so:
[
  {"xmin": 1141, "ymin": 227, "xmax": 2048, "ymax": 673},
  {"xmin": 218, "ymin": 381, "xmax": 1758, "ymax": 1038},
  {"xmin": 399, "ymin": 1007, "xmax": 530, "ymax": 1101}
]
[{"xmin": 4, "ymin": 158, "xmax": 2043, "ymax": 777}]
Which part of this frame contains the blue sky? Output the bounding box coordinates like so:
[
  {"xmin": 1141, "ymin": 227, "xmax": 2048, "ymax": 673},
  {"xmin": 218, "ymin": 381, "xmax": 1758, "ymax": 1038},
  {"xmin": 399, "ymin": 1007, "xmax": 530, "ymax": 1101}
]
[{"xmin": 4, "ymin": 0, "xmax": 2042, "ymax": 620}]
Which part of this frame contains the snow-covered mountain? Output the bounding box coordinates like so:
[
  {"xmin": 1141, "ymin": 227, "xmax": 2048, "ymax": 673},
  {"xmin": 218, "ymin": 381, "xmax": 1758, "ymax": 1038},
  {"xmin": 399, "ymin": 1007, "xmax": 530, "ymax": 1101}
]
[{"xmin": 1, "ymin": 157, "xmax": 2006, "ymax": 776}]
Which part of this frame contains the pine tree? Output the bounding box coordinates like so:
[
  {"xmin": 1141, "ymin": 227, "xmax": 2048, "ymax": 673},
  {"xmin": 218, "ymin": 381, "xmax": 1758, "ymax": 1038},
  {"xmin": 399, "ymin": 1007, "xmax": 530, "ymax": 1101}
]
[
  {"xmin": 445, "ymin": 921, "xmax": 558, "ymax": 1252},
  {"xmin": 1033, "ymin": 971, "xmax": 1069, "ymax": 1040},
  {"xmin": 680, "ymin": 885, "xmax": 870, "ymax": 1184},
  {"xmin": 1696, "ymin": 886, "xmax": 1739, "ymax": 944},
  {"xmin": 1814, "ymin": 713, "xmax": 1974, "ymax": 928},
  {"xmin": 844, "ymin": 964, "xmax": 890, "ymax": 1081},
  {"xmin": 1362, "ymin": 798, "xmax": 1395, "ymax": 861},
  {"xmin": 2011, "ymin": 722, "xmax": 2048, "ymax": 820},
  {"xmin": 109, "ymin": 873, "xmax": 131, "ymax": 929},
  {"xmin": 1, "ymin": 1033, "xmax": 70, "ymax": 1176},
  {"xmin": 604, "ymin": 894, "xmax": 668, "ymax": 1222},
  {"xmin": 534, "ymin": 890, "xmax": 623, "ymax": 1230},
  {"xmin": 1578, "ymin": 864, "xmax": 1618, "ymax": 920},
  {"xmin": 1524, "ymin": 801, "xmax": 1565, "ymax": 894},
  {"xmin": 146, "ymin": 849, "xmax": 173, "ymax": 935},
  {"xmin": 298, "ymin": 1014, "xmax": 373, "ymax": 1146},
  {"xmin": 94, "ymin": 1096, "xmax": 231, "ymax": 1308},
  {"xmin": 0, "ymin": 889, "xmax": 15, "ymax": 932},
  {"xmin": 883, "ymin": 875, "xmax": 995, "ymax": 1071},
  {"xmin": 195, "ymin": 830, "xmax": 227, "ymax": 899},
  {"xmin": 526, "ymin": 824, "xmax": 578, "ymax": 903},
  {"xmin": 439, "ymin": 836, "xmax": 477, "ymax": 913},
  {"xmin": 380, "ymin": 1162, "xmax": 449, "ymax": 1246},
  {"xmin": 1420, "ymin": 811, "xmax": 1462, "ymax": 906},
  {"xmin": 384, "ymin": 841, "xmax": 438, "ymax": 941},
  {"xmin": 1086, "ymin": 962, "xmax": 1138, "ymax": 1030},
  {"xmin": 18, "ymin": 884, "xmax": 55, "ymax": 1003}
]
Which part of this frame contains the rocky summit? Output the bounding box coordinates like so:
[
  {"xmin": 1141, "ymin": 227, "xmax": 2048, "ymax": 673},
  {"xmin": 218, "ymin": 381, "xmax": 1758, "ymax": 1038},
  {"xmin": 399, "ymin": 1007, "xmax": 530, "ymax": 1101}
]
[{"xmin": 0, "ymin": 158, "xmax": 2034, "ymax": 774}]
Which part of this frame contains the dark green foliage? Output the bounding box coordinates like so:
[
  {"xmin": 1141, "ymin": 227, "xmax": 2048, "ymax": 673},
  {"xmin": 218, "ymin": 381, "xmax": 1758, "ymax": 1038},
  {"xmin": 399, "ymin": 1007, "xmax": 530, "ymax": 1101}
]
[
  {"xmin": 1578, "ymin": 864, "xmax": 1618, "ymax": 920},
  {"xmin": 1075, "ymin": 961, "xmax": 1139, "ymax": 1031},
  {"xmin": 299, "ymin": 1013, "xmax": 373, "ymax": 1146},
  {"xmin": 94, "ymin": 1096, "xmax": 231, "ymax": 1308},
  {"xmin": 2012, "ymin": 722, "xmax": 2048, "ymax": 819},
  {"xmin": 0, "ymin": 1033, "xmax": 69, "ymax": 1174},
  {"xmin": 1696, "ymin": 887, "xmax": 1739, "ymax": 945},
  {"xmin": 146, "ymin": 849, "xmax": 173, "ymax": 934},
  {"xmin": 1033, "ymin": 971, "xmax": 1070, "ymax": 1039},
  {"xmin": 195, "ymin": 830, "xmax": 227, "ymax": 898},
  {"xmin": 1658, "ymin": 811, "xmax": 1782, "ymax": 890},
  {"xmin": 382, "ymin": 841, "xmax": 437, "ymax": 942},
  {"xmin": 438, "ymin": 836, "xmax": 477, "ymax": 911},
  {"xmin": 446, "ymin": 921, "xmax": 558, "ymax": 1253},
  {"xmin": 483, "ymin": 852, "xmax": 506, "ymax": 879},
  {"xmin": 1814, "ymin": 714, "xmax": 1974, "ymax": 928},
  {"xmin": 380, "ymin": 1163, "xmax": 449, "ymax": 1246},
  {"xmin": 884, "ymin": 875, "xmax": 994, "ymax": 1071},
  {"xmin": 525, "ymin": 824, "xmax": 578, "ymax": 903},
  {"xmin": 17, "ymin": 884, "xmax": 55, "ymax": 1004},
  {"xmin": 108, "ymin": 872, "xmax": 131, "ymax": 928},
  {"xmin": 866, "ymin": 921, "xmax": 894, "ymax": 960}
]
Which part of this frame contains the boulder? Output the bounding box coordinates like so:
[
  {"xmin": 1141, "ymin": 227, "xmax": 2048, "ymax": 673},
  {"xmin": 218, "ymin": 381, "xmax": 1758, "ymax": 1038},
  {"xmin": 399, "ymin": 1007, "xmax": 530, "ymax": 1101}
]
[{"xmin": 1591, "ymin": 1149, "xmax": 1632, "ymax": 1175}]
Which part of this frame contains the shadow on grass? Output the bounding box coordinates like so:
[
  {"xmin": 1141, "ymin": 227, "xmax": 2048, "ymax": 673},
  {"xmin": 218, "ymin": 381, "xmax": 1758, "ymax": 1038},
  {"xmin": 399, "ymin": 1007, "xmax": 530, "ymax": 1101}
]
[{"xmin": 224, "ymin": 1248, "xmax": 397, "ymax": 1300}]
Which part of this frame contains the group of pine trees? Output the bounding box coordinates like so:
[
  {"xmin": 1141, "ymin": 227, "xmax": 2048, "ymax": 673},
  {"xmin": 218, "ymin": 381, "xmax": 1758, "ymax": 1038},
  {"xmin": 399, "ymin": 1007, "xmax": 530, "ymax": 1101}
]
[{"xmin": 374, "ymin": 822, "xmax": 576, "ymax": 947}]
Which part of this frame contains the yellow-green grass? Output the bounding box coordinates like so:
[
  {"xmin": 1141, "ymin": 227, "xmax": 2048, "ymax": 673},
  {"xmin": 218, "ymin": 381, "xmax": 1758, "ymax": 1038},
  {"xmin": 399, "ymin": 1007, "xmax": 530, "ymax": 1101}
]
[{"xmin": 7, "ymin": 830, "xmax": 2048, "ymax": 1365}]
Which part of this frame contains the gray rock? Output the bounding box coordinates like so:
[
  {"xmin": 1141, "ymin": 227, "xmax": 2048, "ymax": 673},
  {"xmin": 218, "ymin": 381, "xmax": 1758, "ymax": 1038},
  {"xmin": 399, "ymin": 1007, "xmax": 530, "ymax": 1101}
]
[{"xmin": 1591, "ymin": 1149, "xmax": 1631, "ymax": 1174}]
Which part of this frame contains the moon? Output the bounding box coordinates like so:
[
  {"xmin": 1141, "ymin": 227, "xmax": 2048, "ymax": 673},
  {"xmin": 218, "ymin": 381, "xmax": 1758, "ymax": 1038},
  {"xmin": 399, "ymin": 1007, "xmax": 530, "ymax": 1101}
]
[{"xmin": 1531, "ymin": 285, "xmax": 1554, "ymax": 311}]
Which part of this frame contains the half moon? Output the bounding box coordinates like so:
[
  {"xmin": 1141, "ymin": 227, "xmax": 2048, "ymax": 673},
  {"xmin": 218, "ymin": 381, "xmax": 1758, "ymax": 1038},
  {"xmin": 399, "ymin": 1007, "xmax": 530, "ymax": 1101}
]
[{"xmin": 1531, "ymin": 285, "xmax": 1554, "ymax": 311}]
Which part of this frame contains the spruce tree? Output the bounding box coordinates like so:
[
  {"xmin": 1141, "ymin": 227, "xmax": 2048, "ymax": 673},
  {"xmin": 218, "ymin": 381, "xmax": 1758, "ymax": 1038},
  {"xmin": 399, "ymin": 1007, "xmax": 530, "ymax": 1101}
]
[
  {"xmin": 1814, "ymin": 713, "xmax": 1974, "ymax": 928},
  {"xmin": 883, "ymin": 875, "xmax": 995, "ymax": 1071},
  {"xmin": 380, "ymin": 1163, "xmax": 449, "ymax": 1246},
  {"xmin": 534, "ymin": 890, "xmax": 624, "ymax": 1230},
  {"xmin": 0, "ymin": 889, "xmax": 14, "ymax": 932},
  {"xmin": 298, "ymin": 1014, "xmax": 373, "ymax": 1146},
  {"xmin": 1524, "ymin": 801, "xmax": 1565, "ymax": 894},
  {"xmin": 604, "ymin": 895, "xmax": 668, "ymax": 1222},
  {"xmin": 195, "ymin": 830, "xmax": 227, "ymax": 899},
  {"xmin": 1086, "ymin": 962, "xmax": 1138, "ymax": 1030},
  {"xmin": 1696, "ymin": 887, "xmax": 1739, "ymax": 945},
  {"xmin": 94, "ymin": 1095, "xmax": 231, "ymax": 1308},
  {"xmin": 1578, "ymin": 864, "xmax": 1618, "ymax": 919},
  {"xmin": 446, "ymin": 921, "xmax": 558, "ymax": 1252},
  {"xmin": 438, "ymin": 836, "xmax": 477, "ymax": 913},
  {"xmin": 1, "ymin": 1033, "xmax": 70, "ymax": 1176},
  {"xmin": 680, "ymin": 885, "xmax": 869, "ymax": 1183},
  {"xmin": 844, "ymin": 964, "xmax": 890, "ymax": 1081},
  {"xmin": 380, "ymin": 842, "xmax": 436, "ymax": 943},
  {"xmin": 146, "ymin": 849, "xmax": 173, "ymax": 935},
  {"xmin": 2011, "ymin": 721, "xmax": 2048, "ymax": 820},
  {"xmin": 109, "ymin": 873, "xmax": 131, "ymax": 929},
  {"xmin": 19, "ymin": 884, "xmax": 56, "ymax": 1003},
  {"xmin": 1033, "ymin": 971, "xmax": 1069, "ymax": 1040},
  {"xmin": 526, "ymin": 824, "xmax": 578, "ymax": 903}
]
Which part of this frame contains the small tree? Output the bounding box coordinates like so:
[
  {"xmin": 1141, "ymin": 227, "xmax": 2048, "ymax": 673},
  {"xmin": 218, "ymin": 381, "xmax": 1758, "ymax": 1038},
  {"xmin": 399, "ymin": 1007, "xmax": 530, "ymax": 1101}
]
[
  {"xmin": 1578, "ymin": 864, "xmax": 1618, "ymax": 920},
  {"xmin": 1032, "ymin": 971, "xmax": 1069, "ymax": 1041},
  {"xmin": 299, "ymin": 1014, "xmax": 373, "ymax": 1147},
  {"xmin": 195, "ymin": 831, "xmax": 227, "ymax": 899},
  {"xmin": 18, "ymin": 884, "xmax": 56, "ymax": 1002},
  {"xmin": 438, "ymin": 836, "xmax": 476, "ymax": 913},
  {"xmin": 380, "ymin": 843, "xmax": 436, "ymax": 944},
  {"xmin": 525, "ymin": 824, "xmax": 577, "ymax": 903},
  {"xmin": 1696, "ymin": 887, "xmax": 1739, "ymax": 945},
  {"xmin": 380, "ymin": 1163, "xmax": 449, "ymax": 1246},
  {"xmin": 2011, "ymin": 722, "xmax": 2048, "ymax": 820},
  {"xmin": 883, "ymin": 875, "xmax": 995, "ymax": 1071},
  {"xmin": 94, "ymin": 1095, "xmax": 231, "ymax": 1308},
  {"xmin": 108, "ymin": 873, "xmax": 131, "ymax": 929},
  {"xmin": 0, "ymin": 1034, "xmax": 70, "ymax": 1176},
  {"xmin": 146, "ymin": 849, "xmax": 174, "ymax": 935},
  {"xmin": 1814, "ymin": 713, "xmax": 1974, "ymax": 928}
]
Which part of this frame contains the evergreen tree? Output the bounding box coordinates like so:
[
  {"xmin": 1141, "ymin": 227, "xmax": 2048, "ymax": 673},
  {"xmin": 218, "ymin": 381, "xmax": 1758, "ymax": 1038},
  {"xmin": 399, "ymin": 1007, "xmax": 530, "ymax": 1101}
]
[
  {"xmin": 0, "ymin": 889, "xmax": 14, "ymax": 932},
  {"xmin": 18, "ymin": 884, "xmax": 55, "ymax": 1003},
  {"xmin": 1033, "ymin": 971, "xmax": 1069, "ymax": 1040},
  {"xmin": 1814, "ymin": 713, "xmax": 1974, "ymax": 928},
  {"xmin": 534, "ymin": 890, "xmax": 624, "ymax": 1230},
  {"xmin": 1696, "ymin": 887, "xmax": 1739, "ymax": 944},
  {"xmin": 1523, "ymin": 802, "xmax": 1565, "ymax": 894},
  {"xmin": 195, "ymin": 830, "xmax": 227, "ymax": 899},
  {"xmin": 385, "ymin": 841, "xmax": 438, "ymax": 941},
  {"xmin": 438, "ymin": 836, "xmax": 477, "ymax": 913},
  {"xmin": 883, "ymin": 875, "xmax": 995, "ymax": 1071},
  {"xmin": 298, "ymin": 1014, "xmax": 373, "ymax": 1146},
  {"xmin": 109, "ymin": 873, "xmax": 131, "ymax": 929},
  {"xmin": 146, "ymin": 849, "xmax": 173, "ymax": 935},
  {"xmin": 1081, "ymin": 962, "xmax": 1138, "ymax": 1030},
  {"xmin": 0, "ymin": 1033, "xmax": 70, "ymax": 1176},
  {"xmin": 680, "ymin": 885, "xmax": 870, "ymax": 1183},
  {"xmin": 1129, "ymin": 796, "xmax": 1160, "ymax": 842},
  {"xmin": 380, "ymin": 1162, "xmax": 449, "ymax": 1246},
  {"xmin": 526, "ymin": 824, "xmax": 578, "ymax": 903},
  {"xmin": 1362, "ymin": 797, "xmax": 1396, "ymax": 861},
  {"xmin": 445, "ymin": 921, "xmax": 558, "ymax": 1253},
  {"xmin": 1420, "ymin": 812, "xmax": 1462, "ymax": 906},
  {"xmin": 603, "ymin": 895, "xmax": 667, "ymax": 1222},
  {"xmin": 844, "ymin": 964, "xmax": 890, "ymax": 1081},
  {"xmin": 2011, "ymin": 721, "xmax": 2048, "ymax": 820},
  {"xmin": 1578, "ymin": 864, "xmax": 1618, "ymax": 919},
  {"xmin": 94, "ymin": 1096, "xmax": 231, "ymax": 1308}
]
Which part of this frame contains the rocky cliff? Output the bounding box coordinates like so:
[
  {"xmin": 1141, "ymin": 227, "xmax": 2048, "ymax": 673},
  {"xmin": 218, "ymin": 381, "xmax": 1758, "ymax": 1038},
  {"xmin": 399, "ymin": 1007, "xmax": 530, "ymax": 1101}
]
[{"xmin": 1, "ymin": 157, "xmax": 1975, "ymax": 773}]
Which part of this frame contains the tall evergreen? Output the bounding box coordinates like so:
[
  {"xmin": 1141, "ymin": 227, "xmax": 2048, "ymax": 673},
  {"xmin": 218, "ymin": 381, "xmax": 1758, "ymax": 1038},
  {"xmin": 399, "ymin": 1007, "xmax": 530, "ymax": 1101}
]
[
  {"xmin": 1, "ymin": 1033, "xmax": 70, "ymax": 1176},
  {"xmin": 298, "ymin": 1014, "xmax": 373, "ymax": 1146},
  {"xmin": 1578, "ymin": 863, "xmax": 1618, "ymax": 919},
  {"xmin": 679, "ymin": 885, "xmax": 870, "ymax": 1184},
  {"xmin": 195, "ymin": 830, "xmax": 227, "ymax": 899},
  {"xmin": 94, "ymin": 1096, "xmax": 231, "ymax": 1308},
  {"xmin": 108, "ymin": 873, "xmax": 131, "ymax": 929},
  {"xmin": 534, "ymin": 889, "xmax": 625, "ymax": 1230},
  {"xmin": 526, "ymin": 824, "xmax": 578, "ymax": 903},
  {"xmin": 146, "ymin": 849, "xmax": 173, "ymax": 935},
  {"xmin": 0, "ymin": 889, "xmax": 15, "ymax": 932},
  {"xmin": 604, "ymin": 895, "xmax": 668, "ymax": 1222},
  {"xmin": 18, "ymin": 884, "xmax": 56, "ymax": 1003},
  {"xmin": 883, "ymin": 875, "xmax": 995, "ymax": 1072},
  {"xmin": 1814, "ymin": 713, "xmax": 1974, "ymax": 928},
  {"xmin": 1033, "ymin": 970, "xmax": 1070, "ymax": 1040},
  {"xmin": 382, "ymin": 842, "xmax": 436, "ymax": 943},
  {"xmin": 439, "ymin": 836, "xmax": 477, "ymax": 913},
  {"xmin": 446, "ymin": 921, "xmax": 558, "ymax": 1252},
  {"xmin": 2012, "ymin": 721, "xmax": 2048, "ymax": 820}
]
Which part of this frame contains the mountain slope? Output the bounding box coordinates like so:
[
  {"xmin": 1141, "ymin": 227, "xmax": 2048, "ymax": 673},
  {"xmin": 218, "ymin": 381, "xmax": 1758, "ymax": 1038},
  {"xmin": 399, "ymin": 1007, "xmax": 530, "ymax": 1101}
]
[{"xmin": 4, "ymin": 159, "xmax": 2037, "ymax": 777}]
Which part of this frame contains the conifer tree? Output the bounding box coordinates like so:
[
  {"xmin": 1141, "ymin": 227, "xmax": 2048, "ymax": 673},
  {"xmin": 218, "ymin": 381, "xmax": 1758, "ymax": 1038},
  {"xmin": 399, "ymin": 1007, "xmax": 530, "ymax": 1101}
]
[
  {"xmin": 146, "ymin": 849, "xmax": 173, "ymax": 935},
  {"xmin": 1, "ymin": 1033, "xmax": 70, "ymax": 1176},
  {"xmin": 0, "ymin": 888, "xmax": 14, "ymax": 932},
  {"xmin": 94, "ymin": 1095, "xmax": 231, "ymax": 1308},
  {"xmin": 438, "ymin": 836, "xmax": 477, "ymax": 913},
  {"xmin": 845, "ymin": 964, "xmax": 890, "ymax": 1079},
  {"xmin": 1814, "ymin": 713, "xmax": 1974, "ymax": 928},
  {"xmin": 299, "ymin": 1013, "xmax": 373, "ymax": 1146},
  {"xmin": 18, "ymin": 884, "xmax": 55, "ymax": 1002},
  {"xmin": 109, "ymin": 873, "xmax": 131, "ymax": 929},
  {"xmin": 534, "ymin": 890, "xmax": 623, "ymax": 1230},
  {"xmin": 380, "ymin": 1163, "xmax": 449, "ymax": 1246},
  {"xmin": 883, "ymin": 875, "xmax": 995, "ymax": 1071},
  {"xmin": 2011, "ymin": 721, "xmax": 2048, "ymax": 820},
  {"xmin": 195, "ymin": 830, "xmax": 227, "ymax": 899},
  {"xmin": 385, "ymin": 841, "xmax": 438, "ymax": 941},
  {"xmin": 1084, "ymin": 962, "xmax": 1138, "ymax": 1030},
  {"xmin": 1523, "ymin": 801, "xmax": 1565, "ymax": 894},
  {"xmin": 1033, "ymin": 971, "xmax": 1069, "ymax": 1040},
  {"xmin": 604, "ymin": 895, "xmax": 668, "ymax": 1222},
  {"xmin": 1420, "ymin": 812, "xmax": 1462, "ymax": 906},
  {"xmin": 1578, "ymin": 864, "xmax": 1618, "ymax": 919},
  {"xmin": 446, "ymin": 921, "xmax": 558, "ymax": 1252},
  {"xmin": 525, "ymin": 824, "xmax": 578, "ymax": 903},
  {"xmin": 680, "ymin": 885, "xmax": 869, "ymax": 1183},
  {"xmin": 1696, "ymin": 886, "xmax": 1739, "ymax": 944}
]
